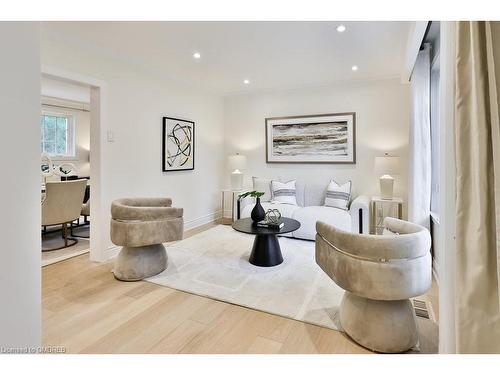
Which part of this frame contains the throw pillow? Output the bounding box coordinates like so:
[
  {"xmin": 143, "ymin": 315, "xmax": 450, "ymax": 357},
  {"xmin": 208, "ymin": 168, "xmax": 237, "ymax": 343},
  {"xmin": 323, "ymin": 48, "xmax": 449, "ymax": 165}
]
[
  {"xmin": 271, "ymin": 180, "xmax": 298, "ymax": 206},
  {"xmin": 252, "ymin": 176, "xmax": 273, "ymax": 202},
  {"xmin": 324, "ymin": 180, "xmax": 351, "ymax": 210}
]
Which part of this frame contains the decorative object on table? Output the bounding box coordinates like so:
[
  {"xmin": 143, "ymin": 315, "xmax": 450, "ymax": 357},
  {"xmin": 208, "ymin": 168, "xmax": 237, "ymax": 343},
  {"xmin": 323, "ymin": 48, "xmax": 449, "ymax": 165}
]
[
  {"xmin": 232, "ymin": 217, "xmax": 301, "ymax": 267},
  {"xmin": 162, "ymin": 116, "xmax": 194, "ymax": 171},
  {"xmin": 41, "ymin": 153, "xmax": 54, "ymax": 182},
  {"xmin": 256, "ymin": 219, "xmax": 284, "ymax": 230},
  {"xmin": 265, "ymin": 112, "xmax": 356, "ymax": 164},
  {"xmin": 371, "ymin": 196, "xmax": 404, "ymax": 234},
  {"xmin": 324, "ymin": 179, "xmax": 352, "ymax": 210},
  {"xmin": 374, "ymin": 153, "xmax": 400, "ymax": 200},
  {"xmin": 228, "ymin": 153, "xmax": 247, "ymax": 190},
  {"xmin": 265, "ymin": 208, "xmax": 281, "ymax": 224},
  {"xmin": 256, "ymin": 209, "xmax": 284, "ymax": 229},
  {"xmin": 53, "ymin": 162, "xmax": 78, "ymax": 178},
  {"xmin": 315, "ymin": 217, "xmax": 431, "ymax": 353},
  {"xmin": 238, "ymin": 190, "xmax": 266, "ymax": 223},
  {"xmin": 110, "ymin": 197, "xmax": 184, "ymax": 281},
  {"xmin": 271, "ymin": 179, "xmax": 298, "ymax": 205}
]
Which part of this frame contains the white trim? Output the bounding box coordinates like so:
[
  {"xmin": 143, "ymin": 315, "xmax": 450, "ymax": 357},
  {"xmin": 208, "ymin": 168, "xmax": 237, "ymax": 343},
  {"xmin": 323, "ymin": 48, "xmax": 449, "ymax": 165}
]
[
  {"xmin": 438, "ymin": 21, "xmax": 457, "ymax": 354},
  {"xmin": 42, "ymin": 248, "xmax": 90, "ymax": 267},
  {"xmin": 402, "ymin": 21, "xmax": 429, "ymax": 83},
  {"xmin": 42, "ymin": 65, "xmax": 109, "ymax": 263},
  {"xmin": 104, "ymin": 245, "xmax": 120, "ymax": 261},
  {"xmin": 184, "ymin": 210, "xmax": 222, "ymax": 230}
]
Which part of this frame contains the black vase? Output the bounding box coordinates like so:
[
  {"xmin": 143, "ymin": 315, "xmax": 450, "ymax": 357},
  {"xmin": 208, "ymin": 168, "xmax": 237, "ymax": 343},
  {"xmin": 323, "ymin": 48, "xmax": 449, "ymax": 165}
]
[{"xmin": 251, "ymin": 197, "xmax": 266, "ymax": 223}]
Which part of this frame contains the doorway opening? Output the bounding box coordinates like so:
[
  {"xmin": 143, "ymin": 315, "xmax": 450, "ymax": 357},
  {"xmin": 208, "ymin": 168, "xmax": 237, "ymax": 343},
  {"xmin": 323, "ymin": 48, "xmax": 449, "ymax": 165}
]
[{"xmin": 40, "ymin": 68, "xmax": 104, "ymax": 265}]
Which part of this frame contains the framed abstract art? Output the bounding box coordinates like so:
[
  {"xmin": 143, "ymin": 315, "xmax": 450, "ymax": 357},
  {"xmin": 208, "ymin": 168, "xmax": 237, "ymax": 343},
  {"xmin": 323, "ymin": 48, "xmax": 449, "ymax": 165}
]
[
  {"xmin": 162, "ymin": 116, "xmax": 195, "ymax": 171},
  {"xmin": 265, "ymin": 112, "xmax": 356, "ymax": 164}
]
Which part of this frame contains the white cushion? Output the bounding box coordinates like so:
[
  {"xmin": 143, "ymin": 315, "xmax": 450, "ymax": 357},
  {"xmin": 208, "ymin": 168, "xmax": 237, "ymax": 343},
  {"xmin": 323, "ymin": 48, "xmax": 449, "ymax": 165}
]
[
  {"xmin": 324, "ymin": 180, "xmax": 351, "ymax": 210},
  {"xmin": 292, "ymin": 206, "xmax": 351, "ymax": 240},
  {"xmin": 271, "ymin": 180, "xmax": 297, "ymax": 206}
]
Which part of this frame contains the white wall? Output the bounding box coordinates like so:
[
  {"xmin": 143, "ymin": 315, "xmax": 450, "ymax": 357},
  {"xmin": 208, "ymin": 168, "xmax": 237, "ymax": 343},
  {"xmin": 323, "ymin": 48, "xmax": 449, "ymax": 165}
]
[
  {"xmin": 0, "ymin": 22, "xmax": 41, "ymax": 349},
  {"xmin": 41, "ymin": 38, "xmax": 225, "ymax": 259},
  {"xmin": 223, "ymin": 78, "xmax": 411, "ymax": 216}
]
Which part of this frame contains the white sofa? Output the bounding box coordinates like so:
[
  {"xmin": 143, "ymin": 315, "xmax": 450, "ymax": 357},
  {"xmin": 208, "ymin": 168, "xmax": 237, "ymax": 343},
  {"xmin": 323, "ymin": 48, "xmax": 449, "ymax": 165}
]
[{"xmin": 239, "ymin": 180, "xmax": 370, "ymax": 240}]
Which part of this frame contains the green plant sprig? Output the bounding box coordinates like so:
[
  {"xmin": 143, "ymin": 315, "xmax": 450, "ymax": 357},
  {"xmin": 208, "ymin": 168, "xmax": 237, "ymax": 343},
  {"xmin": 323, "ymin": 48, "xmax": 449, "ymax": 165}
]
[{"xmin": 238, "ymin": 190, "xmax": 265, "ymax": 199}]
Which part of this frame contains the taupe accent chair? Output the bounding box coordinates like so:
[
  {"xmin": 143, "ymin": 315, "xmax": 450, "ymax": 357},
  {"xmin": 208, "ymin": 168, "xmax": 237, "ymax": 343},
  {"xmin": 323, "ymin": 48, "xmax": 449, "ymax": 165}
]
[
  {"xmin": 110, "ymin": 197, "xmax": 183, "ymax": 281},
  {"xmin": 315, "ymin": 217, "xmax": 432, "ymax": 353},
  {"xmin": 41, "ymin": 179, "xmax": 87, "ymax": 251}
]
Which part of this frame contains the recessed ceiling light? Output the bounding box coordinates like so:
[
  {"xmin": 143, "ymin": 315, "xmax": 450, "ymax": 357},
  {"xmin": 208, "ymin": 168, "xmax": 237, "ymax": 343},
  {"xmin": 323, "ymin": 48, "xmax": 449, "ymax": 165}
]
[
  {"xmin": 243, "ymin": 79, "xmax": 250, "ymax": 85},
  {"xmin": 193, "ymin": 52, "xmax": 201, "ymax": 59},
  {"xmin": 336, "ymin": 25, "xmax": 346, "ymax": 33},
  {"xmin": 351, "ymin": 65, "xmax": 359, "ymax": 71}
]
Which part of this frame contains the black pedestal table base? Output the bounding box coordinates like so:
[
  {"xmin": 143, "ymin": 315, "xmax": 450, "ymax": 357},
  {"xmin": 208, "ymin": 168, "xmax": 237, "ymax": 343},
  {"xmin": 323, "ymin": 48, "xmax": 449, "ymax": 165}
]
[{"xmin": 231, "ymin": 217, "xmax": 301, "ymax": 268}]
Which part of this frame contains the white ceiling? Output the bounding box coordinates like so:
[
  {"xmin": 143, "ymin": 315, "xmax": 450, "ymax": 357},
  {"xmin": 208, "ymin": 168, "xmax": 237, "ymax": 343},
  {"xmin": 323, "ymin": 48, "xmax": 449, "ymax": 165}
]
[{"xmin": 41, "ymin": 21, "xmax": 411, "ymax": 95}]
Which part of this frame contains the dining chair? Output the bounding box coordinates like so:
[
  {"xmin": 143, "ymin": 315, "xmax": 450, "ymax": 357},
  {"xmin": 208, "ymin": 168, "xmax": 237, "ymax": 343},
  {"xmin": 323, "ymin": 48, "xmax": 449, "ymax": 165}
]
[{"xmin": 41, "ymin": 179, "xmax": 87, "ymax": 251}]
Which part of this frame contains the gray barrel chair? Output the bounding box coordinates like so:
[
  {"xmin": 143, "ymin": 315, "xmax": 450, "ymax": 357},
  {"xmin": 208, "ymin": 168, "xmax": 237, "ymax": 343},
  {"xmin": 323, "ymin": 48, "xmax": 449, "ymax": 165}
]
[
  {"xmin": 315, "ymin": 217, "xmax": 432, "ymax": 353},
  {"xmin": 110, "ymin": 197, "xmax": 183, "ymax": 281}
]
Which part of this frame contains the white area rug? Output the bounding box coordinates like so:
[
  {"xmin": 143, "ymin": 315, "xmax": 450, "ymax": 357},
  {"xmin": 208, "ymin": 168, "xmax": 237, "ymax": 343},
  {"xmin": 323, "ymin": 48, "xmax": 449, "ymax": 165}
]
[{"xmin": 146, "ymin": 225, "xmax": 344, "ymax": 330}]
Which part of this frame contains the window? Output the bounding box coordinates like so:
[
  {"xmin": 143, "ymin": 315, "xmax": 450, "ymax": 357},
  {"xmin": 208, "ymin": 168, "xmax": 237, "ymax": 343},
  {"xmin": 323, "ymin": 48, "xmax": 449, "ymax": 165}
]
[
  {"xmin": 40, "ymin": 112, "xmax": 75, "ymax": 158},
  {"xmin": 430, "ymin": 54, "xmax": 440, "ymax": 217}
]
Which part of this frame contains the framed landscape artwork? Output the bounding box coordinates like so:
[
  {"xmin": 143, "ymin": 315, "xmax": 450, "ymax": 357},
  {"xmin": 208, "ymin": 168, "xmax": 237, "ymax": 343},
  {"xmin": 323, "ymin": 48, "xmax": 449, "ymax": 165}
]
[
  {"xmin": 265, "ymin": 112, "xmax": 356, "ymax": 164},
  {"xmin": 162, "ymin": 116, "xmax": 195, "ymax": 171}
]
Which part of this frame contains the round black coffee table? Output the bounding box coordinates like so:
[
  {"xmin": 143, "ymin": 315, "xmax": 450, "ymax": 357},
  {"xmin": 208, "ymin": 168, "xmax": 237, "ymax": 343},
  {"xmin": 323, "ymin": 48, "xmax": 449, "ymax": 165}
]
[{"xmin": 232, "ymin": 217, "xmax": 301, "ymax": 267}]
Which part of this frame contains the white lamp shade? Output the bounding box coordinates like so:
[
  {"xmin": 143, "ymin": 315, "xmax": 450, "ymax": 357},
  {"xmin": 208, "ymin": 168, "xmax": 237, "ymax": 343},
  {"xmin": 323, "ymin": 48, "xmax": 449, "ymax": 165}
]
[
  {"xmin": 374, "ymin": 155, "xmax": 400, "ymax": 175},
  {"xmin": 228, "ymin": 154, "xmax": 247, "ymax": 171}
]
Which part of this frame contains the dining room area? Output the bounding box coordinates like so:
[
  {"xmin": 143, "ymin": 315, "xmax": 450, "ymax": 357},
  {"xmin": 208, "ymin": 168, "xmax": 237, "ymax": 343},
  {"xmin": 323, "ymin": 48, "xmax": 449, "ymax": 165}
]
[{"xmin": 40, "ymin": 77, "xmax": 92, "ymax": 266}]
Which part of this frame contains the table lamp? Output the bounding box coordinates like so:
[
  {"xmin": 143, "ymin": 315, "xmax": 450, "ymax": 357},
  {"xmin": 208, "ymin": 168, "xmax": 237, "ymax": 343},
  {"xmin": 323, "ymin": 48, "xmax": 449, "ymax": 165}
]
[
  {"xmin": 228, "ymin": 153, "xmax": 247, "ymax": 191},
  {"xmin": 374, "ymin": 153, "xmax": 400, "ymax": 200}
]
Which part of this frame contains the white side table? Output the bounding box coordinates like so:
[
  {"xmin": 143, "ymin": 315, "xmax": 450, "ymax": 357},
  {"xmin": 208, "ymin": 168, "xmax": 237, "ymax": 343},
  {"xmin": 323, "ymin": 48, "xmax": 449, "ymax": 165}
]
[
  {"xmin": 221, "ymin": 189, "xmax": 244, "ymax": 224},
  {"xmin": 371, "ymin": 196, "xmax": 404, "ymax": 234}
]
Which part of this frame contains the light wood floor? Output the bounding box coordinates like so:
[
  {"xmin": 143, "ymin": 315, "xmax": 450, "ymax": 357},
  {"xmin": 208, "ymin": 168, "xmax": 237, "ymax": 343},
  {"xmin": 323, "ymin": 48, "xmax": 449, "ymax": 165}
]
[
  {"xmin": 42, "ymin": 224, "xmax": 90, "ymax": 267},
  {"xmin": 42, "ymin": 222, "xmax": 439, "ymax": 354}
]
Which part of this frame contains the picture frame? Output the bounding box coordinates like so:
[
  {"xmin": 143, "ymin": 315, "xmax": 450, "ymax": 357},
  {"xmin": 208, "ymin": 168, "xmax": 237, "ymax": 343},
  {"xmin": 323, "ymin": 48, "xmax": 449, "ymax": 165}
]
[
  {"xmin": 162, "ymin": 116, "xmax": 195, "ymax": 172},
  {"xmin": 265, "ymin": 112, "xmax": 356, "ymax": 164}
]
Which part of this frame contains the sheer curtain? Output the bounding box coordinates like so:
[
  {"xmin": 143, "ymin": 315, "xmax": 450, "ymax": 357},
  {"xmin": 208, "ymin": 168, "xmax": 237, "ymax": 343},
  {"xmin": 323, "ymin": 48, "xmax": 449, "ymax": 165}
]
[
  {"xmin": 455, "ymin": 21, "xmax": 500, "ymax": 353},
  {"xmin": 408, "ymin": 45, "xmax": 431, "ymax": 229}
]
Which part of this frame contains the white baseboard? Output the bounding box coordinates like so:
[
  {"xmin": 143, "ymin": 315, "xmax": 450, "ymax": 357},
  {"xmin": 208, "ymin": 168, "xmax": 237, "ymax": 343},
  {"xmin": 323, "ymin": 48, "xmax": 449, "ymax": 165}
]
[
  {"xmin": 222, "ymin": 209, "xmax": 234, "ymax": 219},
  {"xmin": 184, "ymin": 210, "xmax": 222, "ymax": 230},
  {"xmin": 102, "ymin": 211, "xmax": 222, "ymax": 262},
  {"xmin": 104, "ymin": 245, "xmax": 120, "ymax": 261},
  {"xmin": 42, "ymin": 248, "xmax": 90, "ymax": 267}
]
